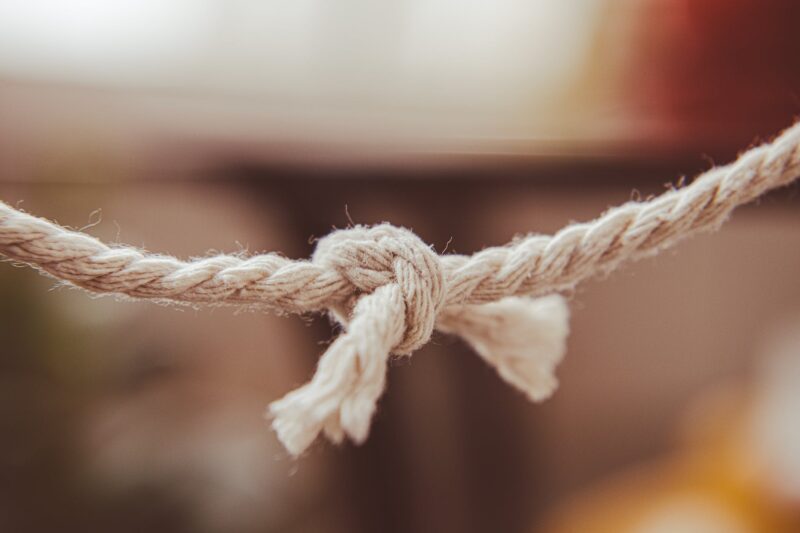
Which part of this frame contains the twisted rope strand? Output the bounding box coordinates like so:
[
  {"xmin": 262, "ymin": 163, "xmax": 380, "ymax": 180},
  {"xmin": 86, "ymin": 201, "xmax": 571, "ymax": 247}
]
[
  {"xmin": 2, "ymin": 121, "xmax": 799, "ymax": 455},
  {"xmin": 440, "ymin": 122, "xmax": 800, "ymax": 304},
  {"xmin": 2, "ymin": 122, "xmax": 799, "ymax": 310}
]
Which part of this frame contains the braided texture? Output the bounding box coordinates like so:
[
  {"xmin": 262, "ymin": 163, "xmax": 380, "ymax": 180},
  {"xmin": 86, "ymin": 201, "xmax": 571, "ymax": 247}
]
[{"xmin": 1, "ymin": 121, "xmax": 799, "ymax": 455}]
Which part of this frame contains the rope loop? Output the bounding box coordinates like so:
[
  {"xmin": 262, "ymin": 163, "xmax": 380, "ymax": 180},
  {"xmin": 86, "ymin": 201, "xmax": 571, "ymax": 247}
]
[{"xmin": 313, "ymin": 224, "xmax": 444, "ymax": 354}]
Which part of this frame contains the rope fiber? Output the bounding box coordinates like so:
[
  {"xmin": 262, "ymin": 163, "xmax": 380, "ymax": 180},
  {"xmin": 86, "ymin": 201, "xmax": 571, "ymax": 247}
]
[{"xmin": 2, "ymin": 121, "xmax": 799, "ymax": 455}]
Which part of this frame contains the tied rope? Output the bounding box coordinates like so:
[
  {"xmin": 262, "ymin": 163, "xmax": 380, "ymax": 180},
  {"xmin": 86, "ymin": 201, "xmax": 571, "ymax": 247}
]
[{"xmin": 1, "ymin": 121, "xmax": 800, "ymax": 455}]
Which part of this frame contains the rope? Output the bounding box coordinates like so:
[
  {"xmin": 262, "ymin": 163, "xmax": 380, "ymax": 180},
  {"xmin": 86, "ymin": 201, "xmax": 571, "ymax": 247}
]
[{"xmin": 2, "ymin": 121, "xmax": 799, "ymax": 455}]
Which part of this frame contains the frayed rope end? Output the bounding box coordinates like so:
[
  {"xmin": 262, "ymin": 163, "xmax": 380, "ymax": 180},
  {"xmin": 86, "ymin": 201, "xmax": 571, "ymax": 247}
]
[{"xmin": 437, "ymin": 294, "xmax": 569, "ymax": 403}]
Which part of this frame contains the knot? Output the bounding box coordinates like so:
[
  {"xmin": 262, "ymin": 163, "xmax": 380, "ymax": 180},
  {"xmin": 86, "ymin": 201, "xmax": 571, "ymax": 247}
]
[
  {"xmin": 270, "ymin": 223, "xmax": 570, "ymax": 456},
  {"xmin": 312, "ymin": 224, "xmax": 445, "ymax": 354}
]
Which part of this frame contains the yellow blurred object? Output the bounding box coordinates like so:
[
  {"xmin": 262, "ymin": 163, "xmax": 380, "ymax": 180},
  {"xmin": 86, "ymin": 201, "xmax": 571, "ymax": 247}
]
[{"xmin": 540, "ymin": 384, "xmax": 800, "ymax": 533}]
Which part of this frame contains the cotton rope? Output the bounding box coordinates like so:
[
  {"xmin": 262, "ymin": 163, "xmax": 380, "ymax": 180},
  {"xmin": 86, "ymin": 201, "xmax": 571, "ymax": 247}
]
[{"xmin": 1, "ymin": 121, "xmax": 800, "ymax": 455}]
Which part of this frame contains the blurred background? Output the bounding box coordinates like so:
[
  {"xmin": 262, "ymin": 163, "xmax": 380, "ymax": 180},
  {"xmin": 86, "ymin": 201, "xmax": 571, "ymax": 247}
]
[{"xmin": 1, "ymin": 1, "xmax": 800, "ymax": 532}]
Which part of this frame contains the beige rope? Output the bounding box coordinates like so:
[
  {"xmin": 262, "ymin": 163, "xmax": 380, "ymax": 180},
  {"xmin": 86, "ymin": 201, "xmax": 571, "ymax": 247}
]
[{"xmin": 1, "ymin": 121, "xmax": 799, "ymax": 455}]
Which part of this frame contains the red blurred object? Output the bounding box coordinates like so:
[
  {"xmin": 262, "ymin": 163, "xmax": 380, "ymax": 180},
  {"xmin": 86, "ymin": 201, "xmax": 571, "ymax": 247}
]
[{"xmin": 630, "ymin": 0, "xmax": 800, "ymax": 145}]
